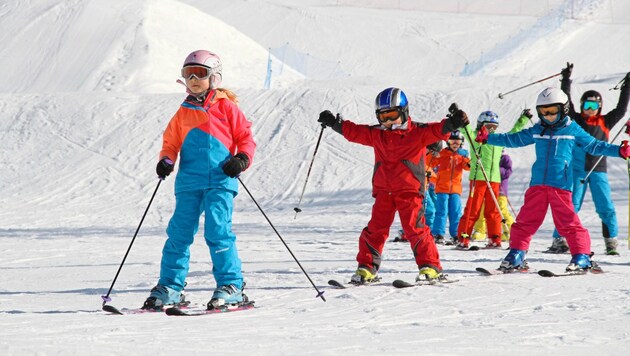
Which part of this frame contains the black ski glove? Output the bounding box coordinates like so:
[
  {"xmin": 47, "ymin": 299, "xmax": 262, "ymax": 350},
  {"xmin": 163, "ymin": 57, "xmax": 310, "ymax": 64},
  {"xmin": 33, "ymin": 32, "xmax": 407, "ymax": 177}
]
[
  {"xmin": 622, "ymin": 72, "xmax": 630, "ymax": 89},
  {"xmin": 318, "ymin": 110, "xmax": 344, "ymax": 134},
  {"xmin": 156, "ymin": 157, "xmax": 174, "ymax": 179},
  {"xmin": 442, "ymin": 109, "xmax": 469, "ymax": 134},
  {"xmin": 521, "ymin": 108, "xmax": 533, "ymax": 119},
  {"xmin": 222, "ymin": 152, "xmax": 250, "ymax": 178},
  {"xmin": 318, "ymin": 110, "xmax": 338, "ymax": 127},
  {"xmin": 561, "ymin": 62, "xmax": 573, "ymax": 80}
]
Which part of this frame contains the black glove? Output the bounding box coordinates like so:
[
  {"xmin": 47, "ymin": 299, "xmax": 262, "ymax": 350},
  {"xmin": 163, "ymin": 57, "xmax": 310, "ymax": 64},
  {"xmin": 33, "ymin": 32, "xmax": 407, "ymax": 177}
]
[
  {"xmin": 156, "ymin": 158, "xmax": 174, "ymax": 179},
  {"xmin": 442, "ymin": 109, "xmax": 469, "ymax": 134},
  {"xmin": 318, "ymin": 110, "xmax": 338, "ymax": 127},
  {"xmin": 222, "ymin": 152, "xmax": 250, "ymax": 178},
  {"xmin": 561, "ymin": 62, "xmax": 573, "ymax": 80},
  {"xmin": 425, "ymin": 170, "xmax": 433, "ymax": 178},
  {"xmin": 622, "ymin": 72, "xmax": 630, "ymax": 89},
  {"xmin": 521, "ymin": 108, "xmax": 533, "ymax": 119}
]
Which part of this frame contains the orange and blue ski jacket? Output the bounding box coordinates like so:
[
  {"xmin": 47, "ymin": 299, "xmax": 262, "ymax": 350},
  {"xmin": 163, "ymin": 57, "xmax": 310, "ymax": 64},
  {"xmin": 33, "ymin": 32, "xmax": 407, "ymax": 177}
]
[{"xmin": 160, "ymin": 89, "xmax": 256, "ymax": 194}]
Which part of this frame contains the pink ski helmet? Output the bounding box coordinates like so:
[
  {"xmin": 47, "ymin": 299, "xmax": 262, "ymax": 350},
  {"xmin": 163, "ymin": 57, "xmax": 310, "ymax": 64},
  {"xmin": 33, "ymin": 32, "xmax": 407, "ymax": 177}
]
[{"xmin": 182, "ymin": 50, "xmax": 223, "ymax": 89}]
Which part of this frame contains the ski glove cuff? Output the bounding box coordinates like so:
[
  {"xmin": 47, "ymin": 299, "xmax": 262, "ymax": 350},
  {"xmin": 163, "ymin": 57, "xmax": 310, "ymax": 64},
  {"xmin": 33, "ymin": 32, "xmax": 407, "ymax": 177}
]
[
  {"xmin": 223, "ymin": 152, "xmax": 250, "ymax": 178},
  {"xmin": 156, "ymin": 158, "xmax": 174, "ymax": 179},
  {"xmin": 620, "ymin": 141, "xmax": 630, "ymax": 159},
  {"xmin": 442, "ymin": 109, "xmax": 469, "ymax": 134}
]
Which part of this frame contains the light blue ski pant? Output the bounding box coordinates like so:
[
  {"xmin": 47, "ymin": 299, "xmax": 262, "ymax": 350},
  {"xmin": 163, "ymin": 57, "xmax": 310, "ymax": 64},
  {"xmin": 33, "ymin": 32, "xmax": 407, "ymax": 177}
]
[
  {"xmin": 424, "ymin": 185, "xmax": 437, "ymax": 229},
  {"xmin": 159, "ymin": 188, "xmax": 242, "ymax": 292},
  {"xmin": 432, "ymin": 192, "xmax": 462, "ymax": 238},
  {"xmin": 552, "ymin": 170, "xmax": 617, "ymax": 239}
]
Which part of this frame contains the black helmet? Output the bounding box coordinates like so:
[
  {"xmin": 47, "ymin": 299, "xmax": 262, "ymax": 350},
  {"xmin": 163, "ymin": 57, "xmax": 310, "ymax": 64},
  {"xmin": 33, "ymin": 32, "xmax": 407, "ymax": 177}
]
[
  {"xmin": 449, "ymin": 130, "xmax": 464, "ymax": 141},
  {"xmin": 580, "ymin": 90, "xmax": 602, "ymax": 115}
]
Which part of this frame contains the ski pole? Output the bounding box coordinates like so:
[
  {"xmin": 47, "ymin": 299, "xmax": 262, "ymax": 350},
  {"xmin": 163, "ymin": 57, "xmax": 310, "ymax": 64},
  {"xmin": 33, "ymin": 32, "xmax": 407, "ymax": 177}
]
[
  {"xmin": 294, "ymin": 124, "xmax": 326, "ymax": 219},
  {"xmin": 505, "ymin": 195, "xmax": 518, "ymax": 218},
  {"xmin": 580, "ymin": 122, "xmax": 626, "ymax": 184},
  {"xmin": 498, "ymin": 72, "xmax": 562, "ymax": 99},
  {"xmin": 238, "ymin": 177, "xmax": 326, "ymax": 302},
  {"xmin": 101, "ymin": 179, "xmax": 162, "ymax": 307},
  {"xmin": 450, "ymin": 104, "xmax": 509, "ymax": 234}
]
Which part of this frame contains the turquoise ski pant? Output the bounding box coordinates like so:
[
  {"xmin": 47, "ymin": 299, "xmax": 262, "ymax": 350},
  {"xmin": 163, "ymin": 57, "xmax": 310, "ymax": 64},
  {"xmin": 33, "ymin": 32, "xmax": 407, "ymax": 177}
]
[
  {"xmin": 552, "ymin": 170, "xmax": 617, "ymax": 239},
  {"xmin": 159, "ymin": 188, "xmax": 242, "ymax": 292},
  {"xmin": 432, "ymin": 192, "xmax": 462, "ymax": 238}
]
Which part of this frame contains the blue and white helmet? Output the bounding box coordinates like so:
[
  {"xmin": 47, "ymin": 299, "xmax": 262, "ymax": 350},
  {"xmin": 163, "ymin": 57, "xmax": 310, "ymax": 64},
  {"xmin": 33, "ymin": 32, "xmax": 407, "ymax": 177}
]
[
  {"xmin": 374, "ymin": 87, "xmax": 409, "ymax": 124},
  {"xmin": 477, "ymin": 110, "xmax": 499, "ymax": 126}
]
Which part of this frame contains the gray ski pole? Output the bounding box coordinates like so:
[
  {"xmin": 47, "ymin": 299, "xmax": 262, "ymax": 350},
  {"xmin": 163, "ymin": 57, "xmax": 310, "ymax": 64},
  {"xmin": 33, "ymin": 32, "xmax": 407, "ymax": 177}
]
[
  {"xmin": 580, "ymin": 121, "xmax": 626, "ymax": 184},
  {"xmin": 498, "ymin": 72, "xmax": 562, "ymax": 99},
  {"xmin": 239, "ymin": 177, "xmax": 326, "ymax": 302},
  {"xmin": 102, "ymin": 179, "xmax": 162, "ymax": 308},
  {"xmin": 294, "ymin": 124, "xmax": 326, "ymax": 218}
]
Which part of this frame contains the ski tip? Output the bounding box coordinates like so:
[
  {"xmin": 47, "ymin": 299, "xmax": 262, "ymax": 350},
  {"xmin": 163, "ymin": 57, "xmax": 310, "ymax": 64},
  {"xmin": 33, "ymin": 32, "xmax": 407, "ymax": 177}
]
[
  {"xmin": 165, "ymin": 307, "xmax": 188, "ymax": 316},
  {"xmin": 537, "ymin": 270, "xmax": 556, "ymax": 277},
  {"xmin": 102, "ymin": 304, "xmax": 123, "ymax": 315},
  {"xmin": 392, "ymin": 279, "xmax": 414, "ymax": 288},
  {"xmin": 328, "ymin": 279, "xmax": 346, "ymax": 288},
  {"xmin": 475, "ymin": 267, "xmax": 491, "ymax": 274}
]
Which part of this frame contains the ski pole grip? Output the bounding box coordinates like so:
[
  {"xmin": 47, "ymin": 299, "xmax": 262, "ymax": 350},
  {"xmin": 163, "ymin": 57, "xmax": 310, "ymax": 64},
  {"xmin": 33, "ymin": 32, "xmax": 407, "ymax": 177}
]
[{"xmin": 448, "ymin": 103, "xmax": 459, "ymax": 115}]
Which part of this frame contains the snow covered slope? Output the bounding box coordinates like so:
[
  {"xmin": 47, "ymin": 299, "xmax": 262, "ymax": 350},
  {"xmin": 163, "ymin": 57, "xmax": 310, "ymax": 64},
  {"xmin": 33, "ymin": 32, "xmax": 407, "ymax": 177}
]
[{"xmin": 1, "ymin": 0, "xmax": 630, "ymax": 355}]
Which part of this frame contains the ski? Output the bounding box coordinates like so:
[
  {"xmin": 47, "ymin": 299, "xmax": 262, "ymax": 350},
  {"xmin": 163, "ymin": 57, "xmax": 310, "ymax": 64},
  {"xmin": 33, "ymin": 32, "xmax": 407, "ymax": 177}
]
[
  {"xmin": 475, "ymin": 267, "xmax": 506, "ymax": 276},
  {"xmin": 475, "ymin": 266, "xmax": 534, "ymax": 276},
  {"xmin": 328, "ymin": 277, "xmax": 382, "ymax": 289},
  {"xmin": 165, "ymin": 301, "xmax": 255, "ymax": 316},
  {"xmin": 454, "ymin": 245, "xmax": 480, "ymax": 251},
  {"xmin": 392, "ymin": 276, "xmax": 459, "ymax": 288},
  {"xmin": 538, "ymin": 267, "xmax": 604, "ymax": 277},
  {"xmin": 102, "ymin": 304, "xmax": 164, "ymax": 315}
]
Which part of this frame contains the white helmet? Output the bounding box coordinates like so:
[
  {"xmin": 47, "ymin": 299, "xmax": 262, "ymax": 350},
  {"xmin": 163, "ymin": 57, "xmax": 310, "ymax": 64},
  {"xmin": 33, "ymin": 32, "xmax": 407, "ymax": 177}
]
[{"xmin": 536, "ymin": 87, "xmax": 569, "ymax": 114}]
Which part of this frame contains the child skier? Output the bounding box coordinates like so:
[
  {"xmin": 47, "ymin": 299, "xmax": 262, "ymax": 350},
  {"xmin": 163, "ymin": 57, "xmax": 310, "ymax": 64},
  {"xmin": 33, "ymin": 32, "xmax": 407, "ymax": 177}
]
[
  {"xmin": 317, "ymin": 87, "xmax": 469, "ymax": 283},
  {"xmin": 144, "ymin": 50, "xmax": 256, "ymax": 310},
  {"xmin": 430, "ymin": 130, "xmax": 470, "ymax": 244},
  {"xmin": 457, "ymin": 110, "xmax": 528, "ymax": 249},
  {"xmin": 548, "ymin": 63, "xmax": 630, "ymax": 255},
  {"xmin": 476, "ymin": 87, "xmax": 630, "ymax": 272},
  {"xmin": 471, "ymin": 148, "xmax": 515, "ymax": 242}
]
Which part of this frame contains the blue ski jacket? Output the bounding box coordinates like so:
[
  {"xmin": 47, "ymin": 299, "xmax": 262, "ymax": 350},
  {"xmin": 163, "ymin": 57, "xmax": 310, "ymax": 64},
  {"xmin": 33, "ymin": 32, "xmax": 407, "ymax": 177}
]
[{"xmin": 486, "ymin": 116, "xmax": 622, "ymax": 192}]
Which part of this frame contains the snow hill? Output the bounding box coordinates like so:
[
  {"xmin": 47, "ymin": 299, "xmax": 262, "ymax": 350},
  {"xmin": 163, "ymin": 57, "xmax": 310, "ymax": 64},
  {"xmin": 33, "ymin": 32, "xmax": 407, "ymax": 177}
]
[{"xmin": 1, "ymin": 0, "xmax": 630, "ymax": 355}]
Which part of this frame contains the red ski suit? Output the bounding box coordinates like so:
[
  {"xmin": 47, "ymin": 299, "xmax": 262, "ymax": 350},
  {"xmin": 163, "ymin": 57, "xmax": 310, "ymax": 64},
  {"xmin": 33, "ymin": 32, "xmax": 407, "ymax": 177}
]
[{"xmin": 340, "ymin": 119, "xmax": 449, "ymax": 272}]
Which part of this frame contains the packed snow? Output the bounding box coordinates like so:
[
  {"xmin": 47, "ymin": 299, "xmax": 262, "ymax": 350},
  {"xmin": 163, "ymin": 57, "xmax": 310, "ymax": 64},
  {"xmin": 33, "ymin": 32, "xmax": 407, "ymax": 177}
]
[{"xmin": 1, "ymin": 0, "xmax": 630, "ymax": 355}]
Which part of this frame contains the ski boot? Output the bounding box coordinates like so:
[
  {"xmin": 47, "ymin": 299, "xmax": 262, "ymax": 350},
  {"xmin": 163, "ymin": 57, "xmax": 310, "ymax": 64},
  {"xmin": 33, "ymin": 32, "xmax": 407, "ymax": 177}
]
[
  {"xmin": 546, "ymin": 237, "xmax": 569, "ymax": 254},
  {"xmin": 393, "ymin": 229, "xmax": 408, "ymax": 242},
  {"xmin": 455, "ymin": 236, "xmax": 470, "ymax": 250},
  {"xmin": 416, "ymin": 266, "xmax": 446, "ymax": 283},
  {"xmin": 350, "ymin": 267, "xmax": 379, "ymax": 285},
  {"xmin": 498, "ymin": 249, "xmax": 528, "ymax": 272},
  {"xmin": 142, "ymin": 284, "xmax": 186, "ymax": 310},
  {"xmin": 484, "ymin": 235, "xmax": 502, "ymax": 249},
  {"xmin": 565, "ymin": 253, "xmax": 592, "ymax": 272},
  {"xmin": 434, "ymin": 234, "xmax": 446, "ymax": 245},
  {"xmin": 605, "ymin": 238, "xmax": 619, "ymax": 256},
  {"xmin": 208, "ymin": 284, "xmax": 247, "ymax": 309}
]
